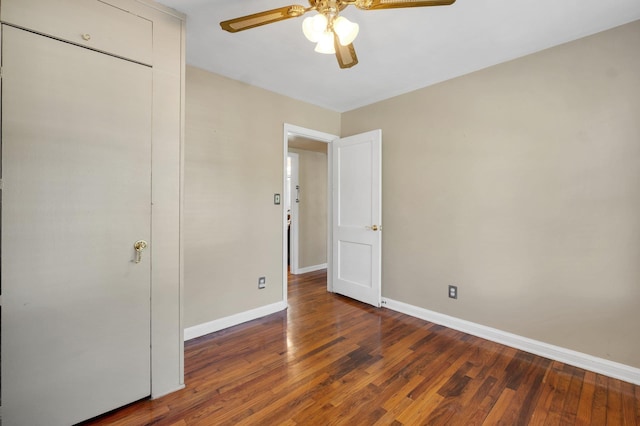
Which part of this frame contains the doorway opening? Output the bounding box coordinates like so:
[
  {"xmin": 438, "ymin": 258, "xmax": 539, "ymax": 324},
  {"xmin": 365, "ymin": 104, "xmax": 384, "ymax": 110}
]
[{"xmin": 282, "ymin": 124, "xmax": 338, "ymax": 306}]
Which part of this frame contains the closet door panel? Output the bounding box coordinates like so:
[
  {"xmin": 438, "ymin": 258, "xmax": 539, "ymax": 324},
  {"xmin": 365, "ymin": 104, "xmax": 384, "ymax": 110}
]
[
  {"xmin": 1, "ymin": 0, "xmax": 152, "ymax": 64},
  {"xmin": 1, "ymin": 25, "xmax": 152, "ymax": 425}
]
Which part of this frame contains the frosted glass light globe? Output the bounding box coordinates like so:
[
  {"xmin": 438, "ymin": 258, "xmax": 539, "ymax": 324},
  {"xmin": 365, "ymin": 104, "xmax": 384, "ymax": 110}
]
[
  {"xmin": 333, "ymin": 16, "xmax": 359, "ymax": 46},
  {"xmin": 302, "ymin": 14, "xmax": 328, "ymax": 42},
  {"xmin": 314, "ymin": 31, "xmax": 336, "ymax": 54}
]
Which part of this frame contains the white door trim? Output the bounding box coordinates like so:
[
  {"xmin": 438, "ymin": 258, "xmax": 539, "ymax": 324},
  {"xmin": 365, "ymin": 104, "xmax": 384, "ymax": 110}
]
[{"xmin": 282, "ymin": 124, "xmax": 338, "ymax": 305}]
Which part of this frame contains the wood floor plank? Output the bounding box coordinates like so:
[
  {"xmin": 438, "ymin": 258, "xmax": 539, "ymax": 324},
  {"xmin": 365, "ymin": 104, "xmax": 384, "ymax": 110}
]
[
  {"xmin": 621, "ymin": 381, "xmax": 638, "ymax": 426},
  {"xmin": 83, "ymin": 269, "xmax": 640, "ymax": 426},
  {"xmin": 560, "ymin": 367, "xmax": 585, "ymax": 424},
  {"xmin": 508, "ymin": 355, "xmax": 551, "ymax": 425},
  {"xmin": 382, "ymin": 374, "xmax": 427, "ymax": 412},
  {"xmin": 397, "ymin": 391, "xmax": 446, "ymax": 425},
  {"xmin": 373, "ymin": 396, "xmax": 414, "ymax": 426},
  {"xmin": 575, "ymin": 371, "xmax": 596, "ymax": 425},
  {"xmin": 590, "ymin": 374, "xmax": 609, "ymax": 425},
  {"xmin": 453, "ymin": 346, "xmax": 519, "ymax": 425},
  {"xmin": 482, "ymin": 387, "xmax": 517, "ymax": 425},
  {"xmin": 548, "ymin": 364, "xmax": 575, "ymax": 418},
  {"xmin": 454, "ymin": 375, "xmax": 500, "ymax": 425},
  {"xmin": 530, "ymin": 361, "xmax": 564, "ymax": 426},
  {"xmin": 607, "ymin": 375, "xmax": 624, "ymax": 425},
  {"xmin": 637, "ymin": 383, "xmax": 640, "ymax": 421}
]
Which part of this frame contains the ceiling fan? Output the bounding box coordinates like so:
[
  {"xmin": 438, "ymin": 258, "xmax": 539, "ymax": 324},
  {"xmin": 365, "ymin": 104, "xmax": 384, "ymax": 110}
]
[{"xmin": 220, "ymin": 0, "xmax": 456, "ymax": 69}]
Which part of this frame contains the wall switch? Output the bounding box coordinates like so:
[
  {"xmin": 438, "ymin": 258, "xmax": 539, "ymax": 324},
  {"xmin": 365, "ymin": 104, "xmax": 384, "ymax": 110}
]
[
  {"xmin": 258, "ymin": 276, "xmax": 266, "ymax": 289},
  {"xmin": 274, "ymin": 193, "xmax": 281, "ymax": 205},
  {"xmin": 448, "ymin": 285, "xmax": 458, "ymax": 299}
]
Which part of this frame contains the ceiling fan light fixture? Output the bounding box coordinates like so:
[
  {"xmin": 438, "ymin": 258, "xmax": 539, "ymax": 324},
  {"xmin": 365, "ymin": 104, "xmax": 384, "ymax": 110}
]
[
  {"xmin": 314, "ymin": 31, "xmax": 336, "ymax": 54},
  {"xmin": 333, "ymin": 16, "xmax": 359, "ymax": 46},
  {"xmin": 220, "ymin": 0, "xmax": 457, "ymax": 68},
  {"xmin": 302, "ymin": 13, "xmax": 328, "ymax": 42}
]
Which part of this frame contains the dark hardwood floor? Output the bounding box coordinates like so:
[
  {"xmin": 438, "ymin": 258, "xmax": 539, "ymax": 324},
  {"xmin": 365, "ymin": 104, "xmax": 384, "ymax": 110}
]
[{"xmin": 87, "ymin": 269, "xmax": 639, "ymax": 425}]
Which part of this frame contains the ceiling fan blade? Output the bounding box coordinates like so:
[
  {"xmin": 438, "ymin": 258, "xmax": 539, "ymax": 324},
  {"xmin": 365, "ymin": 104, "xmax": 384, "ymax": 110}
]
[
  {"xmin": 334, "ymin": 34, "xmax": 358, "ymax": 69},
  {"xmin": 220, "ymin": 5, "xmax": 308, "ymax": 33},
  {"xmin": 356, "ymin": 0, "xmax": 455, "ymax": 10}
]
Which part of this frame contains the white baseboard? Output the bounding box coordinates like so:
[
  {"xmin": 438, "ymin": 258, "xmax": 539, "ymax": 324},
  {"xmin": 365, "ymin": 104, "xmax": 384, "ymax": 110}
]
[
  {"xmin": 184, "ymin": 301, "xmax": 288, "ymax": 341},
  {"xmin": 151, "ymin": 384, "xmax": 185, "ymax": 399},
  {"xmin": 381, "ymin": 297, "xmax": 640, "ymax": 386},
  {"xmin": 293, "ymin": 263, "xmax": 327, "ymax": 274}
]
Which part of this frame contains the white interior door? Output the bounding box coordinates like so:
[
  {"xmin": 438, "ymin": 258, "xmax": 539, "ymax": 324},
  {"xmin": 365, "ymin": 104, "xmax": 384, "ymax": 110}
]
[
  {"xmin": 331, "ymin": 130, "xmax": 382, "ymax": 307},
  {"xmin": 1, "ymin": 26, "xmax": 152, "ymax": 425}
]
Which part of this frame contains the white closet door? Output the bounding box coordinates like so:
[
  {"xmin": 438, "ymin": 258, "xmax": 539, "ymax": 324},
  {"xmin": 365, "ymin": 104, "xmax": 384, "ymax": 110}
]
[{"xmin": 1, "ymin": 25, "xmax": 152, "ymax": 425}]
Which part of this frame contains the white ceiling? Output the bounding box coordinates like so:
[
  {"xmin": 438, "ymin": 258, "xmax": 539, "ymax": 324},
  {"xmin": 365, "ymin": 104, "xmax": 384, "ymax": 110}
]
[{"xmin": 157, "ymin": 0, "xmax": 640, "ymax": 112}]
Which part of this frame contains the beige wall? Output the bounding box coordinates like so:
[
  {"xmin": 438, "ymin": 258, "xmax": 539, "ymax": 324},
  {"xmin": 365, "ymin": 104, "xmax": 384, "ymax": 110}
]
[
  {"xmin": 289, "ymin": 147, "xmax": 328, "ymax": 269},
  {"xmin": 341, "ymin": 21, "xmax": 640, "ymax": 368},
  {"xmin": 184, "ymin": 66, "xmax": 340, "ymax": 328}
]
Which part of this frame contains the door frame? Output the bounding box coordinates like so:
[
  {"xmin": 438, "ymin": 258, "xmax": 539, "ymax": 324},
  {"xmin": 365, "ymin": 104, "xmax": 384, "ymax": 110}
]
[{"xmin": 282, "ymin": 124, "xmax": 337, "ymax": 305}]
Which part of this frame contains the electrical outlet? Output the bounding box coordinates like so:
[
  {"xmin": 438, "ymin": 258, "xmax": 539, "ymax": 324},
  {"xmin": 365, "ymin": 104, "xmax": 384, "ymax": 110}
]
[
  {"xmin": 258, "ymin": 276, "xmax": 266, "ymax": 289},
  {"xmin": 448, "ymin": 285, "xmax": 458, "ymax": 299}
]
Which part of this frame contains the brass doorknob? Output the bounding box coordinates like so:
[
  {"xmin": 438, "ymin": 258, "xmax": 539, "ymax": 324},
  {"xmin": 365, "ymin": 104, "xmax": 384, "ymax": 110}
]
[
  {"xmin": 366, "ymin": 225, "xmax": 380, "ymax": 231},
  {"xmin": 134, "ymin": 240, "xmax": 148, "ymax": 263}
]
